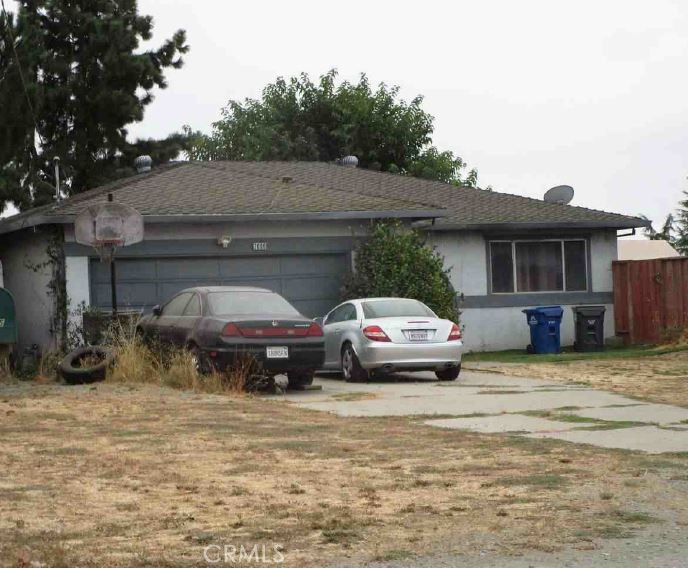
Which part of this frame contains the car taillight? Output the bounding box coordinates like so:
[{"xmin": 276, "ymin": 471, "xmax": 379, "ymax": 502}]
[
  {"xmin": 222, "ymin": 323, "xmax": 242, "ymax": 337},
  {"xmin": 363, "ymin": 325, "xmax": 391, "ymax": 342},
  {"xmin": 447, "ymin": 323, "xmax": 461, "ymax": 341},
  {"xmin": 307, "ymin": 322, "xmax": 324, "ymax": 337}
]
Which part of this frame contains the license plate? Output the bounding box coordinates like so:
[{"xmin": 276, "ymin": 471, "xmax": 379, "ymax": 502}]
[
  {"xmin": 266, "ymin": 346, "xmax": 289, "ymax": 359},
  {"xmin": 407, "ymin": 330, "xmax": 429, "ymax": 342}
]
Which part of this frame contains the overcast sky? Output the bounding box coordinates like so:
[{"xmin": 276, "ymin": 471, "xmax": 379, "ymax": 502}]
[{"xmin": 9, "ymin": 0, "xmax": 688, "ymax": 228}]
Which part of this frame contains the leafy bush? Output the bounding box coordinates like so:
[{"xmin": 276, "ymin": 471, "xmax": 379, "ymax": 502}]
[{"xmin": 343, "ymin": 221, "xmax": 459, "ymax": 322}]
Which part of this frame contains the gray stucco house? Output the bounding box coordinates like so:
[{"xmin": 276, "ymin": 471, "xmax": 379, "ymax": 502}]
[{"xmin": 0, "ymin": 160, "xmax": 647, "ymax": 352}]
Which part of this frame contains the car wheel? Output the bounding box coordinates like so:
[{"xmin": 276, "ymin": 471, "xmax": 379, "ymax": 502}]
[
  {"xmin": 435, "ymin": 364, "xmax": 461, "ymax": 381},
  {"xmin": 190, "ymin": 345, "xmax": 211, "ymax": 375},
  {"xmin": 341, "ymin": 344, "xmax": 368, "ymax": 383},
  {"xmin": 287, "ymin": 370, "xmax": 314, "ymax": 390}
]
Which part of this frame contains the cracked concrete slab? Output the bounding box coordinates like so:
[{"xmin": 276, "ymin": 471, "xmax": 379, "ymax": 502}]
[
  {"xmin": 426, "ymin": 414, "xmax": 593, "ymax": 434},
  {"xmin": 570, "ymin": 403, "xmax": 688, "ymax": 425},
  {"xmin": 527, "ymin": 425, "xmax": 688, "ymax": 454},
  {"xmin": 281, "ymin": 371, "xmax": 688, "ymax": 453}
]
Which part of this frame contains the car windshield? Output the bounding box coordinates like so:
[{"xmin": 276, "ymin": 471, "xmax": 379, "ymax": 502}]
[
  {"xmin": 362, "ymin": 299, "xmax": 435, "ymax": 319},
  {"xmin": 208, "ymin": 291, "xmax": 300, "ymax": 316}
]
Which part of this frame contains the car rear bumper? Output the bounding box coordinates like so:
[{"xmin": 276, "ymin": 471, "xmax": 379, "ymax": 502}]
[
  {"xmin": 357, "ymin": 340, "xmax": 463, "ymax": 371},
  {"xmin": 205, "ymin": 343, "xmax": 325, "ymax": 373}
]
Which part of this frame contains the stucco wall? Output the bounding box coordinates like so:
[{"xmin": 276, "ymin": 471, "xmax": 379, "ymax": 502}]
[
  {"xmin": 460, "ymin": 304, "xmax": 615, "ymax": 352},
  {"xmin": 0, "ymin": 228, "xmax": 56, "ymax": 350},
  {"xmin": 429, "ymin": 229, "xmax": 618, "ymax": 351}
]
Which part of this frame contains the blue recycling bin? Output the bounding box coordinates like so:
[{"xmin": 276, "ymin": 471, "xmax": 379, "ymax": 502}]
[{"xmin": 522, "ymin": 306, "xmax": 564, "ymax": 354}]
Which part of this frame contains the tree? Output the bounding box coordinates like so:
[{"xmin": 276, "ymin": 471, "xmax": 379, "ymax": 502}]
[
  {"xmin": 639, "ymin": 213, "xmax": 675, "ymax": 242},
  {"xmin": 188, "ymin": 70, "xmax": 479, "ymax": 187},
  {"xmin": 0, "ymin": 0, "xmax": 189, "ymax": 212},
  {"xmin": 343, "ymin": 221, "xmax": 459, "ymax": 322},
  {"xmin": 675, "ymin": 191, "xmax": 688, "ymax": 255}
]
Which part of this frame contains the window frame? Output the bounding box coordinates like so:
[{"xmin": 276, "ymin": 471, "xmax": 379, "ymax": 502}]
[{"xmin": 488, "ymin": 238, "xmax": 589, "ymax": 295}]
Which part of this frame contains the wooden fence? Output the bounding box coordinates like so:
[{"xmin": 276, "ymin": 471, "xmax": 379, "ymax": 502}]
[{"xmin": 613, "ymin": 257, "xmax": 688, "ymax": 344}]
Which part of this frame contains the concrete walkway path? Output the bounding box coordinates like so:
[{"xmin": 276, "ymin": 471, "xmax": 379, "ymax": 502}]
[{"xmin": 279, "ymin": 371, "xmax": 688, "ymax": 453}]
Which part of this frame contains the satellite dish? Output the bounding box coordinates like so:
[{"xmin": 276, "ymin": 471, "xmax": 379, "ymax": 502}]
[{"xmin": 544, "ymin": 185, "xmax": 574, "ymax": 205}]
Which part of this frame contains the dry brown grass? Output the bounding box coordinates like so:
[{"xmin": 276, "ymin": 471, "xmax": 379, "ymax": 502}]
[
  {"xmin": 1, "ymin": 382, "xmax": 687, "ymax": 567},
  {"xmin": 106, "ymin": 331, "xmax": 256, "ymax": 395},
  {"xmin": 471, "ymin": 350, "xmax": 688, "ymax": 407}
]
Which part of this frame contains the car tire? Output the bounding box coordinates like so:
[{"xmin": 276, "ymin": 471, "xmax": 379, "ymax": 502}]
[
  {"xmin": 190, "ymin": 345, "xmax": 211, "ymax": 375},
  {"xmin": 435, "ymin": 364, "xmax": 461, "ymax": 381},
  {"xmin": 341, "ymin": 344, "xmax": 368, "ymax": 383},
  {"xmin": 287, "ymin": 371, "xmax": 314, "ymax": 390},
  {"xmin": 59, "ymin": 346, "xmax": 114, "ymax": 385}
]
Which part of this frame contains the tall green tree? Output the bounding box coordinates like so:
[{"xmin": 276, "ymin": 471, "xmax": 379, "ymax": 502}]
[
  {"xmin": 639, "ymin": 213, "xmax": 675, "ymax": 242},
  {"xmin": 675, "ymin": 191, "xmax": 688, "ymax": 255},
  {"xmin": 0, "ymin": 0, "xmax": 189, "ymax": 212},
  {"xmin": 188, "ymin": 70, "xmax": 479, "ymax": 187}
]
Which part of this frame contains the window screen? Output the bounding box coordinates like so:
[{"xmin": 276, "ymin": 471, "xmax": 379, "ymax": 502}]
[
  {"xmin": 564, "ymin": 241, "xmax": 587, "ymax": 291},
  {"xmin": 515, "ymin": 241, "xmax": 563, "ymax": 292},
  {"xmin": 490, "ymin": 242, "xmax": 514, "ymax": 293},
  {"xmin": 489, "ymin": 239, "xmax": 587, "ymax": 293}
]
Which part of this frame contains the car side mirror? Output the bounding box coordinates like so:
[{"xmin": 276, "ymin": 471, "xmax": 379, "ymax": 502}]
[
  {"xmin": 314, "ymin": 316, "xmax": 324, "ymax": 326},
  {"xmin": 152, "ymin": 305, "xmax": 162, "ymax": 317}
]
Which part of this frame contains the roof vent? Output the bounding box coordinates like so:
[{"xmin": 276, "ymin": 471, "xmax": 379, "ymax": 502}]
[
  {"xmin": 282, "ymin": 175, "xmax": 293, "ymax": 184},
  {"xmin": 134, "ymin": 155, "xmax": 153, "ymax": 174},
  {"xmin": 339, "ymin": 155, "xmax": 359, "ymax": 168}
]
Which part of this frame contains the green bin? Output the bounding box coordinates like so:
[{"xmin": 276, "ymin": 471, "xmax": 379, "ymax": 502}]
[{"xmin": 0, "ymin": 288, "xmax": 17, "ymax": 345}]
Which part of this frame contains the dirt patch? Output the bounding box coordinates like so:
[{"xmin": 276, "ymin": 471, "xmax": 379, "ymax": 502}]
[
  {"xmin": 467, "ymin": 351, "xmax": 688, "ymax": 407},
  {"xmin": 1, "ymin": 382, "xmax": 688, "ymax": 566}
]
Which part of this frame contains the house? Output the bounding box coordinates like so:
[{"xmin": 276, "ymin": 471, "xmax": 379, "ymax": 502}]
[
  {"xmin": 0, "ymin": 160, "xmax": 647, "ymax": 352},
  {"xmin": 617, "ymin": 239, "xmax": 681, "ymax": 260}
]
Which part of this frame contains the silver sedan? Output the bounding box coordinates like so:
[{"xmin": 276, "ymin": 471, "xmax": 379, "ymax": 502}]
[{"xmin": 319, "ymin": 298, "xmax": 463, "ymax": 382}]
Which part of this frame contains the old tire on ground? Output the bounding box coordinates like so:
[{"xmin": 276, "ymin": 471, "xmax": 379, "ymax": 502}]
[
  {"xmin": 341, "ymin": 344, "xmax": 368, "ymax": 383},
  {"xmin": 59, "ymin": 346, "xmax": 114, "ymax": 385},
  {"xmin": 435, "ymin": 364, "xmax": 461, "ymax": 381},
  {"xmin": 287, "ymin": 370, "xmax": 315, "ymax": 390}
]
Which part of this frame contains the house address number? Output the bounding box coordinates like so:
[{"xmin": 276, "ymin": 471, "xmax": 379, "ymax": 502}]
[{"xmin": 252, "ymin": 242, "xmax": 268, "ymax": 252}]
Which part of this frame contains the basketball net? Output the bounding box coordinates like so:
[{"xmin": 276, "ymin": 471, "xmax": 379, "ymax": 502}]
[{"xmin": 94, "ymin": 242, "xmax": 120, "ymax": 264}]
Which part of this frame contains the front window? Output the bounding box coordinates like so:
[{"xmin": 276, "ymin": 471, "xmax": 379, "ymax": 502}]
[
  {"xmin": 362, "ymin": 299, "xmax": 436, "ymax": 318},
  {"xmin": 208, "ymin": 291, "xmax": 300, "ymax": 316},
  {"xmin": 489, "ymin": 239, "xmax": 588, "ymax": 293}
]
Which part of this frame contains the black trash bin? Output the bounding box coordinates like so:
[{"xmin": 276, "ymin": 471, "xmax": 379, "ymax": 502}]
[{"xmin": 572, "ymin": 306, "xmax": 606, "ymax": 352}]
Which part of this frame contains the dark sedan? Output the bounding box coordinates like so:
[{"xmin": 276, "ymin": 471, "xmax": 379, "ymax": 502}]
[{"xmin": 136, "ymin": 286, "xmax": 325, "ymax": 388}]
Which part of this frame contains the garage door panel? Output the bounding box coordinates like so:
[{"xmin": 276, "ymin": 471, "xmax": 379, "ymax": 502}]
[
  {"xmin": 279, "ymin": 255, "xmax": 348, "ymax": 275},
  {"xmin": 292, "ymin": 299, "xmax": 337, "ymax": 318},
  {"xmin": 157, "ymin": 259, "xmax": 220, "ymax": 279},
  {"xmin": 93, "ymin": 282, "xmax": 158, "ymax": 309},
  {"xmin": 282, "ymin": 276, "xmax": 342, "ymax": 301},
  {"xmin": 90, "ymin": 253, "xmax": 349, "ymax": 314},
  {"xmin": 218, "ymin": 257, "xmax": 280, "ymax": 278}
]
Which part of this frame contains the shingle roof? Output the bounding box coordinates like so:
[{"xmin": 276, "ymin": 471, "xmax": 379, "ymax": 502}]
[{"xmin": 0, "ymin": 160, "xmax": 647, "ymax": 234}]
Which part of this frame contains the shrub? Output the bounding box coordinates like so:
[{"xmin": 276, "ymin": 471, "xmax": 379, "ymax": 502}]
[{"xmin": 343, "ymin": 221, "xmax": 459, "ymax": 322}]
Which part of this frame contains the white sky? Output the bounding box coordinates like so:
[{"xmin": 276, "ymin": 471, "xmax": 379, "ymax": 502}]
[{"xmin": 8, "ymin": 0, "xmax": 688, "ymax": 228}]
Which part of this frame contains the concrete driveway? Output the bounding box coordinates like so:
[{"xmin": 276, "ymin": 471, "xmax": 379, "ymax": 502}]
[{"xmin": 279, "ymin": 370, "xmax": 688, "ymax": 453}]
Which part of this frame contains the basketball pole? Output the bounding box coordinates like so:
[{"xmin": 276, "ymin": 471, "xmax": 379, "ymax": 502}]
[
  {"xmin": 107, "ymin": 193, "xmax": 118, "ymax": 317},
  {"xmin": 110, "ymin": 255, "xmax": 118, "ymax": 317}
]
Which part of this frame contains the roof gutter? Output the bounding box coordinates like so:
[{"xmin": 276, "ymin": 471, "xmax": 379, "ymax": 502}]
[
  {"xmin": 0, "ymin": 209, "xmax": 447, "ymax": 235},
  {"xmin": 419, "ymin": 219, "xmax": 651, "ymax": 231}
]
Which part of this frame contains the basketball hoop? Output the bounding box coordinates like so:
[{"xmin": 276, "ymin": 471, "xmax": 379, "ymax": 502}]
[
  {"xmin": 74, "ymin": 194, "xmax": 144, "ymax": 314},
  {"xmin": 94, "ymin": 242, "xmax": 120, "ymax": 264}
]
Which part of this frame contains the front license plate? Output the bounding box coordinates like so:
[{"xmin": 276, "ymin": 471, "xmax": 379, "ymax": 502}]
[
  {"xmin": 266, "ymin": 346, "xmax": 289, "ymax": 359},
  {"xmin": 407, "ymin": 330, "xmax": 429, "ymax": 342}
]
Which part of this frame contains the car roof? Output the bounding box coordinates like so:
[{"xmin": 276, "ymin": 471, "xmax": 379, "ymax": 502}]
[{"xmin": 178, "ymin": 286, "xmax": 274, "ymax": 294}]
